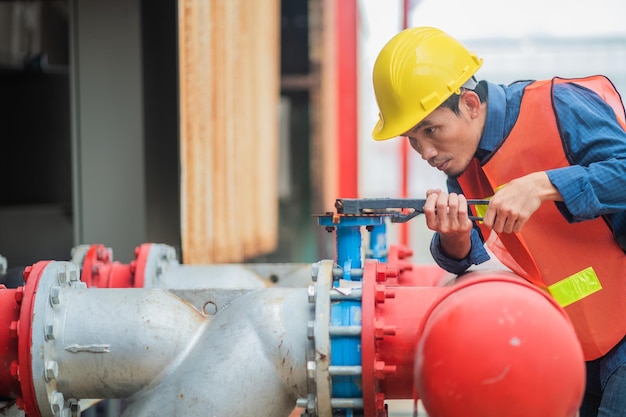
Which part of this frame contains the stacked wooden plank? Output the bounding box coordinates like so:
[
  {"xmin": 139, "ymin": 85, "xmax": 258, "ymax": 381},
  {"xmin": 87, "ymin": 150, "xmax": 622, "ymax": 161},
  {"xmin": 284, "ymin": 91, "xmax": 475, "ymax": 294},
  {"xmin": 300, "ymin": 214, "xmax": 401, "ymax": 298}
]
[{"xmin": 178, "ymin": 0, "xmax": 280, "ymax": 263}]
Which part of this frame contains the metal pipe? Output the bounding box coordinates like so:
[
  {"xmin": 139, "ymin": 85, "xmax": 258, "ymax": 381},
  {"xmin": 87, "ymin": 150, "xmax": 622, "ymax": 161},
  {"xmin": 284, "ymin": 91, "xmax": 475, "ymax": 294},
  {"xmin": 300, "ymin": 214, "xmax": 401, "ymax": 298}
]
[
  {"xmin": 120, "ymin": 287, "xmax": 310, "ymax": 417},
  {"xmin": 15, "ymin": 260, "xmax": 310, "ymax": 417},
  {"xmin": 47, "ymin": 287, "xmax": 207, "ymax": 399}
]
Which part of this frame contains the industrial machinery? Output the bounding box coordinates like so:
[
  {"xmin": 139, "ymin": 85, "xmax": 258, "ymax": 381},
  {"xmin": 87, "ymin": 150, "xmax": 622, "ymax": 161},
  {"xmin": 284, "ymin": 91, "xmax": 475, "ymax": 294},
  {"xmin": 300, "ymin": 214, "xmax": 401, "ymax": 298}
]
[{"xmin": 0, "ymin": 198, "xmax": 586, "ymax": 417}]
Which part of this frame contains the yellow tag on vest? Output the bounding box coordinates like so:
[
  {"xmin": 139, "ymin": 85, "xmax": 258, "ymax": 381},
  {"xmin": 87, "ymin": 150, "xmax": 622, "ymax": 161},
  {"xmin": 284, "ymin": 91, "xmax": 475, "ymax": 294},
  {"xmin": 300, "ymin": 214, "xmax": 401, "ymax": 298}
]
[
  {"xmin": 472, "ymin": 184, "xmax": 506, "ymax": 221},
  {"xmin": 474, "ymin": 202, "xmax": 489, "ymax": 220},
  {"xmin": 548, "ymin": 267, "xmax": 602, "ymax": 307}
]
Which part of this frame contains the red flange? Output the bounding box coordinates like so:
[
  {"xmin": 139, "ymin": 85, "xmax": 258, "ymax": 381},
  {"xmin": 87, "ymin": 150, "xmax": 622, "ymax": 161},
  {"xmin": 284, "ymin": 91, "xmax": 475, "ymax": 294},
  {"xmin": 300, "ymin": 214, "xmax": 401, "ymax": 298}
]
[
  {"xmin": 0, "ymin": 285, "xmax": 22, "ymax": 402},
  {"xmin": 361, "ymin": 260, "xmax": 378, "ymax": 416},
  {"xmin": 81, "ymin": 244, "xmax": 131, "ymax": 288},
  {"xmin": 361, "ymin": 259, "xmax": 448, "ymax": 415},
  {"xmin": 80, "ymin": 244, "xmax": 141, "ymax": 288},
  {"xmin": 17, "ymin": 261, "xmax": 51, "ymax": 417},
  {"xmin": 132, "ymin": 243, "xmax": 154, "ymax": 288}
]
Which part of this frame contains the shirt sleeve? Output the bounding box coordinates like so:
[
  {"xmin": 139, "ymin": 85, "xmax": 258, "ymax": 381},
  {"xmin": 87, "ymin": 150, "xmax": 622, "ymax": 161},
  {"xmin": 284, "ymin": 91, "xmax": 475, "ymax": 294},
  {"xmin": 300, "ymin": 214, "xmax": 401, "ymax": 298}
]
[
  {"xmin": 430, "ymin": 228, "xmax": 491, "ymax": 274},
  {"xmin": 548, "ymin": 82, "xmax": 626, "ymax": 221}
]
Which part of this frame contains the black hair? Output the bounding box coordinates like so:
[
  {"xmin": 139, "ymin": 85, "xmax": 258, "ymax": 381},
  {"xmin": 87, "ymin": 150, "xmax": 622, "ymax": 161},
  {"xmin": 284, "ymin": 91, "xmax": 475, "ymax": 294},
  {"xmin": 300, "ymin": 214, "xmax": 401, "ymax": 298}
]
[{"xmin": 440, "ymin": 80, "xmax": 488, "ymax": 114}]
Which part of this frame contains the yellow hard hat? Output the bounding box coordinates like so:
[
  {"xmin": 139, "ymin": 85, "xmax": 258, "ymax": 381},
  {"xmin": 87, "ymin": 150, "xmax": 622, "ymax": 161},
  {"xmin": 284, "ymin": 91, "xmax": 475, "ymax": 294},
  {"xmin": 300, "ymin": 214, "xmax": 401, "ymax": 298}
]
[{"xmin": 371, "ymin": 27, "xmax": 483, "ymax": 141}]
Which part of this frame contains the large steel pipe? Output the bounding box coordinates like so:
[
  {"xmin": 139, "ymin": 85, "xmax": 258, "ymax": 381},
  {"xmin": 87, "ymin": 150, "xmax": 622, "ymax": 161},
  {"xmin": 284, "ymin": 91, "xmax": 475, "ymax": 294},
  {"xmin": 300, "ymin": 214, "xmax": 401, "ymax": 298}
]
[
  {"xmin": 121, "ymin": 287, "xmax": 310, "ymax": 417},
  {"xmin": 1, "ymin": 260, "xmax": 311, "ymax": 417}
]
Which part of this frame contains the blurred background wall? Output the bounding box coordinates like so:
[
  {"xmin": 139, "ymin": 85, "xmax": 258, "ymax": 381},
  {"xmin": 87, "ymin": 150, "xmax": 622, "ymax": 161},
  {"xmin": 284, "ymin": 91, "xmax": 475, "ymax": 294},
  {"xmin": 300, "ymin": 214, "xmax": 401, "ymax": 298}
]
[{"xmin": 0, "ymin": 0, "xmax": 624, "ymax": 266}]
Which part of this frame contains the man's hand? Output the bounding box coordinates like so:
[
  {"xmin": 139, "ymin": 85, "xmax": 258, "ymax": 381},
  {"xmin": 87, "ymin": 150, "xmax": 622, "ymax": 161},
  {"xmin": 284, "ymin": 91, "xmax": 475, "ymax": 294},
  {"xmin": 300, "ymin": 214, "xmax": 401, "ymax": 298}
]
[
  {"xmin": 483, "ymin": 171, "xmax": 562, "ymax": 233},
  {"xmin": 423, "ymin": 189, "xmax": 474, "ymax": 260}
]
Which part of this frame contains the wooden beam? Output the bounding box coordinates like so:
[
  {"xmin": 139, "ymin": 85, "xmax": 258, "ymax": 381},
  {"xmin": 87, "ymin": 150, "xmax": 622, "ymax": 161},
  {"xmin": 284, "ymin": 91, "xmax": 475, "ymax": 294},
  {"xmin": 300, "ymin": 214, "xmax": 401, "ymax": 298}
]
[{"xmin": 178, "ymin": 0, "xmax": 280, "ymax": 264}]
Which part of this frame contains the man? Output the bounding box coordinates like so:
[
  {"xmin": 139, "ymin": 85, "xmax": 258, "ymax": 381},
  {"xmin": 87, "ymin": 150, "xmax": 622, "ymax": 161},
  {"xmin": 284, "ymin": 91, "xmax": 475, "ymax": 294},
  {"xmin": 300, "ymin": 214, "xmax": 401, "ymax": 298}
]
[{"xmin": 371, "ymin": 26, "xmax": 626, "ymax": 417}]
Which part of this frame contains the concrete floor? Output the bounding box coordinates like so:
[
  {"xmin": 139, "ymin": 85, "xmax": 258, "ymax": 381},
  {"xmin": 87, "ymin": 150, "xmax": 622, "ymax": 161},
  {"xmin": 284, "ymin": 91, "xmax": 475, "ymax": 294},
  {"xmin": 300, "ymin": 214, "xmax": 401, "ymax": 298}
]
[
  {"xmin": 289, "ymin": 400, "xmax": 427, "ymax": 416},
  {"xmin": 387, "ymin": 400, "xmax": 427, "ymax": 416}
]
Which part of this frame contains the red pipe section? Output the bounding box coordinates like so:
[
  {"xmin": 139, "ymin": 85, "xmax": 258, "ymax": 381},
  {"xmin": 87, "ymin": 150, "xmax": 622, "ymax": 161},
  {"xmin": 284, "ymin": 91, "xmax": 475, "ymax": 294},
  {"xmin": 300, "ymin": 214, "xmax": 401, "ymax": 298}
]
[
  {"xmin": 361, "ymin": 260, "xmax": 447, "ymax": 416},
  {"xmin": 414, "ymin": 273, "xmax": 585, "ymax": 417},
  {"xmin": 335, "ymin": 0, "xmax": 358, "ymax": 198},
  {"xmin": 79, "ymin": 243, "xmax": 154, "ymax": 288},
  {"xmin": 360, "ymin": 259, "xmax": 585, "ymax": 417},
  {"xmin": 0, "ymin": 285, "xmax": 21, "ymax": 403},
  {"xmin": 0, "ymin": 262, "xmax": 52, "ymax": 416}
]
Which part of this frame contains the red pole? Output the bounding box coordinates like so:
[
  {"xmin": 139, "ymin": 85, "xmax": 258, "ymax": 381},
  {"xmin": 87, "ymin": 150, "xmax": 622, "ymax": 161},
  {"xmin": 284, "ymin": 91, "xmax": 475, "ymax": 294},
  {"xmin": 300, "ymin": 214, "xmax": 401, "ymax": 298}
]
[
  {"xmin": 400, "ymin": 0, "xmax": 410, "ymax": 245},
  {"xmin": 336, "ymin": 0, "xmax": 358, "ymax": 198}
]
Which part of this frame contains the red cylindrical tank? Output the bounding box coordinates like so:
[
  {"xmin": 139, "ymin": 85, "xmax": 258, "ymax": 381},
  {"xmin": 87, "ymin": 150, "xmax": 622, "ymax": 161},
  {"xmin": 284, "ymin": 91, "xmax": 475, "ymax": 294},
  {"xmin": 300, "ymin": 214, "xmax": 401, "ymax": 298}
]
[{"xmin": 414, "ymin": 271, "xmax": 585, "ymax": 417}]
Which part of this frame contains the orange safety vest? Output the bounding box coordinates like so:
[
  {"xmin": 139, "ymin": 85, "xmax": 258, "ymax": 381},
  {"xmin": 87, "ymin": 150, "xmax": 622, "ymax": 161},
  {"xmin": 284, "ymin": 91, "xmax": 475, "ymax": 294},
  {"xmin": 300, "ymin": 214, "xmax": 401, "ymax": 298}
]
[{"xmin": 457, "ymin": 76, "xmax": 626, "ymax": 360}]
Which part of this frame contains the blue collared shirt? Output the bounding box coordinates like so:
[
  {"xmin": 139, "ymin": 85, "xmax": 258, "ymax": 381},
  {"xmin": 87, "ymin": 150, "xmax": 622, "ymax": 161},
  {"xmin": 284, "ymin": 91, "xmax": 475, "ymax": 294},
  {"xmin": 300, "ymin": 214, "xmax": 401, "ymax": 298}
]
[{"xmin": 430, "ymin": 78, "xmax": 626, "ymax": 381}]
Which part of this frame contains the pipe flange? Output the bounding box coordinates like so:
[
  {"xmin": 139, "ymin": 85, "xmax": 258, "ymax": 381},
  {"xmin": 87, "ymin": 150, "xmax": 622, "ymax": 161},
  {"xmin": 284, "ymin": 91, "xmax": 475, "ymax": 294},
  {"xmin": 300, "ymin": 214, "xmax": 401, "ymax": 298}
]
[
  {"xmin": 69, "ymin": 245, "xmax": 92, "ymax": 267},
  {"xmin": 29, "ymin": 261, "xmax": 86, "ymax": 417},
  {"xmin": 299, "ymin": 260, "xmax": 334, "ymax": 417},
  {"xmin": 134, "ymin": 243, "xmax": 179, "ymax": 288},
  {"xmin": 301, "ymin": 260, "xmax": 370, "ymax": 417},
  {"xmin": 313, "ymin": 260, "xmax": 333, "ymax": 417}
]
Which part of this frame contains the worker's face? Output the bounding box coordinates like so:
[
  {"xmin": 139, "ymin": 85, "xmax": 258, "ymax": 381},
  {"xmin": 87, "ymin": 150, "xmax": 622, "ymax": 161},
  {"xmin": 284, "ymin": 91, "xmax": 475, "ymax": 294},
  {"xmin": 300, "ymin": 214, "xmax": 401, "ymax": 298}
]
[{"xmin": 403, "ymin": 91, "xmax": 482, "ymax": 178}]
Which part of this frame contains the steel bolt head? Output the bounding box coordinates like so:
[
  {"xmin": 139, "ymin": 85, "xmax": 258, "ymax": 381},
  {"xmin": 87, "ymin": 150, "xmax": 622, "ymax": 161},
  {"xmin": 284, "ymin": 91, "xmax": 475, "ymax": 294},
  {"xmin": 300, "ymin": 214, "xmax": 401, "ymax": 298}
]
[
  {"xmin": 45, "ymin": 360, "xmax": 59, "ymax": 382},
  {"xmin": 306, "ymin": 393, "xmax": 316, "ymax": 412},
  {"xmin": 68, "ymin": 399, "xmax": 81, "ymax": 417},
  {"xmin": 50, "ymin": 286, "xmax": 61, "ymax": 305},
  {"xmin": 69, "ymin": 269, "xmax": 79, "ymax": 283},
  {"xmin": 307, "ymin": 284, "xmax": 316, "ymax": 304},
  {"xmin": 310, "ymin": 262, "xmax": 319, "ymax": 282},
  {"xmin": 50, "ymin": 391, "xmax": 65, "ymax": 415},
  {"xmin": 307, "ymin": 361, "xmax": 316, "ymax": 380},
  {"xmin": 45, "ymin": 323, "xmax": 55, "ymax": 341}
]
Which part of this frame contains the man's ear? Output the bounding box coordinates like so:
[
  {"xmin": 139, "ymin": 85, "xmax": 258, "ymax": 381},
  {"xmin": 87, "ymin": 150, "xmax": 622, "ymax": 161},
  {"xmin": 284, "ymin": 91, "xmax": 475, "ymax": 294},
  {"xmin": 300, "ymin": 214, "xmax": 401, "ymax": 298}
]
[{"xmin": 461, "ymin": 90, "xmax": 481, "ymax": 117}]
